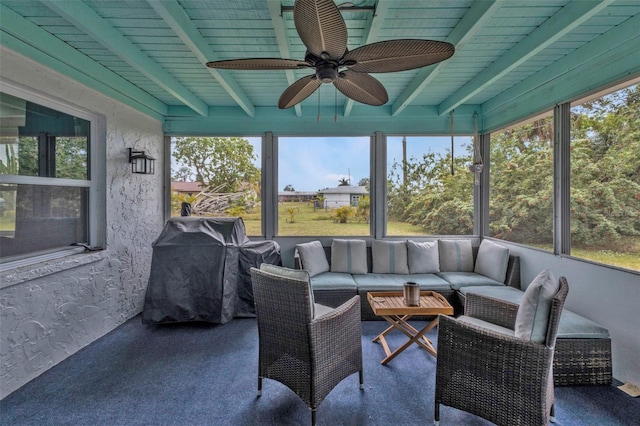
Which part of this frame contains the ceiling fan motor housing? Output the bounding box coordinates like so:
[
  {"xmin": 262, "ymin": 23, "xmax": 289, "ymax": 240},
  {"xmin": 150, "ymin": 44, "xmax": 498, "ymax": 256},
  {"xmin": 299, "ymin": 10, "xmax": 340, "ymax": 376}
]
[{"xmin": 316, "ymin": 61, "xmax": 339, "ymax": 83}]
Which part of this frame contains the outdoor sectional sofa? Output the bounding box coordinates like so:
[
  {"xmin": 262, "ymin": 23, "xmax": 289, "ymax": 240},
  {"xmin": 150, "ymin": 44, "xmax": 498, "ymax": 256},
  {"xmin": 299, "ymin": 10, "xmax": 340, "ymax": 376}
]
[{"xmin": 294, "ymin": 238, "xmax": 612, "ymax": 387}]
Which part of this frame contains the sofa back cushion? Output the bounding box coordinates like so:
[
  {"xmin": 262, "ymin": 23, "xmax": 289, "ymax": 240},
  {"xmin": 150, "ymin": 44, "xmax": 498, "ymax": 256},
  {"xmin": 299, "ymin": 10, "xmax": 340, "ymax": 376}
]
[
  {"xmin": 515, "ymin": 269, "xmax": 559, "ymax": 343},
  {"xmin": 331, "ymin": 239, "xmax": 368, "ymax": 274},
  {"xmin": 407, "ymin": 240, "xmax": 440, "ymax": 274},
  {"xmin": 372, "ymin": 240, "xmax": 409, "ymax": 274},
  {"xmin": 438, "ymin": 239, "xmax": 474, "ymax": 272},
  {"xmin": 296, "ymin": 240, "xmax": 330, "ymax": 277},
  {"xmin": 474, "ymin": 239, "xmax": 510, "ymax": 283}
]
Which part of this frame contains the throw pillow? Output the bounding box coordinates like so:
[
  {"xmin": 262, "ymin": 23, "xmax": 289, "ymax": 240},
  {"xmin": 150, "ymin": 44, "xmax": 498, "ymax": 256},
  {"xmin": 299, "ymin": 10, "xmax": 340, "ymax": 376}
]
[
  {"xmin": 331, "ymin": 239, "xmax": 368, "ymax": 274},
  {"xmin": 296, "ymin": 240, "xmax": 330, "ymax": 277},
  {"xmin": 259, "ymin": 263, "xmax": 315, "ymax": 317},
  {"xmin": 407, "ymin": 240, "xmax": 440, "ymax": 274},
  {"xmin": 515, "ymin": 269, "xmax": 560, "ymax": 343},
  {"xmin": 474, "ymin": 239, "xmax": 510, "ymax": 283},
  {"xmin": 438, "ymin": 239, "xmax": 474, "ymax": 272},
  {"xmin": 372, "ymin": 240, "xmax": 409, "ymax": 274}
]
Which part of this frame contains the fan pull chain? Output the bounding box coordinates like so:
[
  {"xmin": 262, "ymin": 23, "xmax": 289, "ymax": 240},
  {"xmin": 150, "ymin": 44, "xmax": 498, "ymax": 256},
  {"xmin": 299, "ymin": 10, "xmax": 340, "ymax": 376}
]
[
  {"xmin": 334, "ymin": 89, "xmax": 338, "ymax": 123},
  {"xmin": 317, "ymin": 89, "xmax": 321, "ymax": 122},
  {"xmin": 450, "ymin": 110, "xmax": 455, "ymax": 176}
]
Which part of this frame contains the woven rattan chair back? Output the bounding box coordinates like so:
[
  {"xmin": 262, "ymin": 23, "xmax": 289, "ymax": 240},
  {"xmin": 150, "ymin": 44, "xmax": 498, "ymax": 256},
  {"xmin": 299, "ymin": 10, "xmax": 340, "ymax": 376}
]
[
  {"xmin": 435, "ymin": 277, "xmax": 569, "ymax": 426},
  {"xmin": 250, "ymin": 266, "xmax": 363, "ymax": 426}
]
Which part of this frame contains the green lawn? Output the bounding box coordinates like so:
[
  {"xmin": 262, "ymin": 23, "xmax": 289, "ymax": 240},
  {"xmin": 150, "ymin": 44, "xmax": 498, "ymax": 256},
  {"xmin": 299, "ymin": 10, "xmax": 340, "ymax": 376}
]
[
  {"xmin": 241, "ymin": 201, "xmax": 425, "ymax": 236},
  {"xmin": 192, "ymin": 201, "xmax": 640, "ymax": 272}
]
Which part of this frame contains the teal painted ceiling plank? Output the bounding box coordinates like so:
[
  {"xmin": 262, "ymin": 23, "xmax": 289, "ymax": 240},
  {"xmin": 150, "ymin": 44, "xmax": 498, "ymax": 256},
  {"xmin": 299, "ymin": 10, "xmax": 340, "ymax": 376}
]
[
  {"xmin": 482, "ymin": 12, "xmax": 640, "ymax": 117},
  {"xmin": 41, "ymin": 0, "xmax": 208, "ymax": 117},
  {"xmin": 164, "ymin": 104, "xmax": 480, "ymax": 137},
  {"xmin": 0, "ymin": 4, "xmax": 167, "ymax": 117},
  {"xmin": 483, "ymin": 37, "xmax": 640, "ymax": 132},
  {"xmin": 267, "ymin": 0, "xmax": 301, "ymax": 117},
  {"xmin": 1, "ymin": 32, "xmax": 164, "ymax": 121},
  {"xmin": 148, "ymin": 0, "xmax": 255, "ymax": 117},
  {"xmin": 344, "ymin": 0, "xmax": 389, "ymax": 117},
  {"xmin": 437, "ymin": 0, "xmax": 615, "ymax": 116},
  {"xmin": 391, "ymin": 0, "xmax": 504, "ymax": 117}
]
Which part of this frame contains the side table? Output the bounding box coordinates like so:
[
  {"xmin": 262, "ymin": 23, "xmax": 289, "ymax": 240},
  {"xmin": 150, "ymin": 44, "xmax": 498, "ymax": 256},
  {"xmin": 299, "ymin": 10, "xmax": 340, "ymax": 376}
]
[{"xmin": 367, "ymin": 291, "xmax": 453, "ymax": 365}]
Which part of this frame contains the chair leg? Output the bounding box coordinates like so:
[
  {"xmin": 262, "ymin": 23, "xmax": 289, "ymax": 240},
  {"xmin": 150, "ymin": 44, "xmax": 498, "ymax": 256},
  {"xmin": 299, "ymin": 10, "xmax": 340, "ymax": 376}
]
[
  {"xmin": 359, "ymin": 370, "xmax": 364, "ymax": 390},
  {"xmin": 434, "ymin": 402, "xmax": 440, "ymax": 426},
  {"xmin": 550, "ymin": 403, "xmax": 556, "ymax": 423},
  {"xmin": 311, "ymin": 408, "xmax": 317, "ymax": 426},
  {"xmin": 257, "ymin": 376, "xmax": 262, "ymax": 397}
]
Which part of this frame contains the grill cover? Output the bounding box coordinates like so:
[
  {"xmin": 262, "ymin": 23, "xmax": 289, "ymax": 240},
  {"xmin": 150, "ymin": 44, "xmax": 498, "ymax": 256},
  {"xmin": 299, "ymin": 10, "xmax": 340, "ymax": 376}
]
[{"xmin": 142, "ymin": 217, "xmax": 279, "ymax": 324}]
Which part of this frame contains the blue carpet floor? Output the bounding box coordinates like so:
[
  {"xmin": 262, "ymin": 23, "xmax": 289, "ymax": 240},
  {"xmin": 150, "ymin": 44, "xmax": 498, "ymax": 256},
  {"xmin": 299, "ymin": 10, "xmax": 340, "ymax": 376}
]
[{"xmin": 1, "ymin": 315, "xmax": 638, "ymax": 425}]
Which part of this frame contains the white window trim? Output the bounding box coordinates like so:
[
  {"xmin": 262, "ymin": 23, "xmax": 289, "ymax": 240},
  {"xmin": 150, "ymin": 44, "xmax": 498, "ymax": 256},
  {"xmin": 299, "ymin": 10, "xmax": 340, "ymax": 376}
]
[{"xmin": 0, "ymin": 78, "xmax": 106, "ymax": 268}]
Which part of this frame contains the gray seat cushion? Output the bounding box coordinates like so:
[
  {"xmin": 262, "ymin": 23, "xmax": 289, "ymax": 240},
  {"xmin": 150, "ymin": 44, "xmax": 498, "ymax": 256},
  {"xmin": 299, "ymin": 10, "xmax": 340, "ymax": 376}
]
[
  {"xmin": 353, "ymin": 273, "xmax": 449, "ymax": 291},
  {"xmin": 460, "ymin": 285, "xmax": 523, "ymax": 302},
  {"xmin": 557, "ymin": 310, "xmax": 610, "ymax": 339},
  {"xmin": 313, "ymin": 303, "xmax": 335, "ymax": 319},
  {"xmin": 310, "ymin": 272, "xmax": 358, "ymax": 290},
  {"xmin": 461, "ymin": 284, "xmax": 610, "ymax": 339},
  {"xmin": 458, "ymin": 315, "xmax": 515, "ymax": 337},
  {"xmin": 437, "ymin": 272, "xmax": 504, "ymax": 290}
]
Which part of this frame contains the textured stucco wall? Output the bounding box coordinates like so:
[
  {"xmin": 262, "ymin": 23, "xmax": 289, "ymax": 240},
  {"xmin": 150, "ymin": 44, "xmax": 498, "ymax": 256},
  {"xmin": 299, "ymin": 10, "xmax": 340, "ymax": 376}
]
[{"xmin": 0, "ymin": 47, "xmax": 165, "ymax": 399}]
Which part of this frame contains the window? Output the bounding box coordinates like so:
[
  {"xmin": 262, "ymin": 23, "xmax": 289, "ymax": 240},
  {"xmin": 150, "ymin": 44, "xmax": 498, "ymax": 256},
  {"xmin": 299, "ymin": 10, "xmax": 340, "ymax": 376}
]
[
  {"xmin": 0, "ymin": 90, "xmax": 94, "ymax": 263},
  {"xmin": 277, "ymin": 136, "xmax": 370, "ymax": 236},
  {"xmin": 386, "ymin": 136, "xmax": 473, "ymax": 236},
  {"xmin": 489, "ymin": 114, "xmax": 554, "ymax": 250},
  {"xmin": 170, "ymin": 136, "xmax": 262, "ymax": 236},
  {"xmin": 570, "ymin": 84, "xmax": 640, "ymax": 271}
]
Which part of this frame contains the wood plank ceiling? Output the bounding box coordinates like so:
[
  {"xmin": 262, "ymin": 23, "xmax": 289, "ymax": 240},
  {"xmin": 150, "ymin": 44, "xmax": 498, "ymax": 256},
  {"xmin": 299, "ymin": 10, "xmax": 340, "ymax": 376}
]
[{"xmin": 1, "ymin": 0, "xmax": 639, "ymax": 132}]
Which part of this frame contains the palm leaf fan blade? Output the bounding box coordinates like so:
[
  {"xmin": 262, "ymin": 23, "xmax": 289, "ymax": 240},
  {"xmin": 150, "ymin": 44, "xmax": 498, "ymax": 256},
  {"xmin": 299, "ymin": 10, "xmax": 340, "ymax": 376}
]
[
  {"xmin": 344, "ymin": 40, "xmax": 455, "ymax": 73},
  {"xmin": 294, "ymin": 0, "xmax": 347, "ymax": 59},
  {"xmin": 206, "ymin": 58, "xmax": 309, "ymax": 70},
  {"xmin": 334, "ymin": 71, "xmax": 388, "ymax": 106},
  {"xmin": 278, "ymin": 75, "xmax": 323, "ymax": 109}
]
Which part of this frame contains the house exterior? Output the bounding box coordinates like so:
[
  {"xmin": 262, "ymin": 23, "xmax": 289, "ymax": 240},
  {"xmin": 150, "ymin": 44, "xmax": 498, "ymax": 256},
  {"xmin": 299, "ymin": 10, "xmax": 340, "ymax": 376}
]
[
  {"xmin": 171, "ymin": 181, "xmax": 203, "ymax": 196},
  {"xmin": 277, "ymin": 191, "xmax": 317, "ymax": 203},
  {"xmin": 319, "ymin": 186, "xmax": 368, "ymax": 208}
]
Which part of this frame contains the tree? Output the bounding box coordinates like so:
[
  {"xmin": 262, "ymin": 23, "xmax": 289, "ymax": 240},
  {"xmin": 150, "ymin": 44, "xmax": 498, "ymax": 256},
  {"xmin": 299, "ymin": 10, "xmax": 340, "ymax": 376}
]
[
  {"xmin": 338, "ymin": 177, "xmax": 350, "ymax": 186},
  {"xmin": 315, "ymin": 194, "xmax": 326, "ymax": 211},
  {"xmin": 283, "ymin": 184, "xmax": 295, "ymax": 191},
  {"xmin": 358, "ymin": 177, "xmax": 370, "ymax": 190},
  {"xmin": 0, "ymin": 136, "xmax": 87, "ymax": 180},
  {"xmin": 332, "ymin": 205, "xmax": 354, "ymax": 223},
  {"xmin": 387, "ymin": 145, "xmax": 474, "ymax": 235},
  {"xmin": 356, "ymin": 195, "xmax": 370, "ymax": 224},
  {"xmin": 172, "ymin": 166, "xmax": 193, "ymax": 182},
  {"xmin": 489, "ymin": 119, "xmax": 554, "ymax": 244},
  {"xmin": 385, "ymin": 84, "xmax": 639, "ymax": 245},
  {"xmin": 172, "ymin": 137, "xmax": 260, "ymax": 192}
]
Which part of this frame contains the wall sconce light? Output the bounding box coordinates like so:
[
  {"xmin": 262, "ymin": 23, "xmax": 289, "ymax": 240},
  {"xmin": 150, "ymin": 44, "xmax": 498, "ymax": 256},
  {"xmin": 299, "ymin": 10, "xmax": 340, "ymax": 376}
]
[{"xmin": 128, "ymin": 148, "xmax": 155, "ymax": 174}]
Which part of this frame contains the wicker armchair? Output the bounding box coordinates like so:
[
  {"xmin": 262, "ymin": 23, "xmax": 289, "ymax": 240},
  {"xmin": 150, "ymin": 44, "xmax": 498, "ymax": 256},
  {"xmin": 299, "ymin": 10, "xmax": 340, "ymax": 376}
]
[
  {"xmin": 435, "ymin": 276, "xmax": 569, "ymax": 426},
  {"xmin": 250, "ymin": 266, "xmax": 363, "ymax": 426}
]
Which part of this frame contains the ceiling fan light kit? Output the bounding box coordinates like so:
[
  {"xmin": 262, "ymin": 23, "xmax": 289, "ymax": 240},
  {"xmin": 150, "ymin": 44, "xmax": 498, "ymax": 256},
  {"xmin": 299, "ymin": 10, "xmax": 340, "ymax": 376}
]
[{"xmin": 206, "ymin": 0, "xmax": 454, "ymax": 109}]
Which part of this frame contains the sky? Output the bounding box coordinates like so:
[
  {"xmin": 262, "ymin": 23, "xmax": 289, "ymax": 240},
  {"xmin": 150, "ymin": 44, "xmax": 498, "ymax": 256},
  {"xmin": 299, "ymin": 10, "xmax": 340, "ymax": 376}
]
[
  {"xmin": 172, "ymin": 135, "xmax": 473, "ymax": 192},
  {"xmin": 276, "ymin": 135, "xmax": 472, "ymax": 191}
]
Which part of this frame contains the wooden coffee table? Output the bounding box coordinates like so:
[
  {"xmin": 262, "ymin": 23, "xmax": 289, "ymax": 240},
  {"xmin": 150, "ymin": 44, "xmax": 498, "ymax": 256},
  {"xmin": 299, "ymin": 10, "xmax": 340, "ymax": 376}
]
[{"xmin": 367, "ymin": 291, "xmax": 454, "ymax": 365}]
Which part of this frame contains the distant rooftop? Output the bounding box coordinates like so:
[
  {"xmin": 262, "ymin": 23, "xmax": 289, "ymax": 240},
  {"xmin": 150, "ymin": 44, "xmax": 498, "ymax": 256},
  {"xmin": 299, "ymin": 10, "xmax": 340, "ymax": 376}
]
[
  {"xmin": 319, "ymin": 186, "xmax": 368, "ymax": 194},
  {"xmin": 171, "ymin": 182, "xmax": 203, "ymax": 193}
]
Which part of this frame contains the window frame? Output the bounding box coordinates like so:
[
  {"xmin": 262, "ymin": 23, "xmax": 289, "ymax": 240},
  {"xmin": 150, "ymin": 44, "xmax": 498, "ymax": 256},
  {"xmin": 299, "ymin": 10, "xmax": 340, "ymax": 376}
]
[
  {"xmin": 384, "ymin": 133, "xmax": 476, "ymax": 238},
  {"xmin": 0, "ymin": 80, "xmax": 105, "ymax": 269},
  {"xmin": 483, "ymin": 78, "xmax": 640, "ymax": 275},
  {"xmin": 274, "ymin": 134, "xmax": 374, "ymax": 238},
  {"xmin": 486, "ymin": 110, "xmax": 555, "ymax": 250}
]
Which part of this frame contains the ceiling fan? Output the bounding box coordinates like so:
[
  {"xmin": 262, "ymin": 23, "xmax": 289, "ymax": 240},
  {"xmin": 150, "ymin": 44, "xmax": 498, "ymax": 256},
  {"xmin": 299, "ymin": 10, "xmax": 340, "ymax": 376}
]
[{"xmin": 206, "ymin": 0, "xmax": 455, "ymax": 109}]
